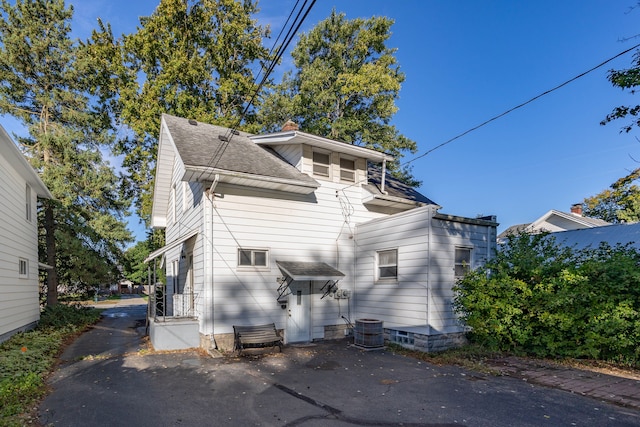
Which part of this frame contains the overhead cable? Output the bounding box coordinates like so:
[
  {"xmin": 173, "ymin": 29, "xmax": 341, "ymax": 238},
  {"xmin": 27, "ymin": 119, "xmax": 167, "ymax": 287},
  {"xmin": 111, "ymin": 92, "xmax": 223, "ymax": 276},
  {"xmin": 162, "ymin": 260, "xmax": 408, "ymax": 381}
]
[{"xmin": 403, "ymin": 41, "xmax": 640, "ymax": 166}]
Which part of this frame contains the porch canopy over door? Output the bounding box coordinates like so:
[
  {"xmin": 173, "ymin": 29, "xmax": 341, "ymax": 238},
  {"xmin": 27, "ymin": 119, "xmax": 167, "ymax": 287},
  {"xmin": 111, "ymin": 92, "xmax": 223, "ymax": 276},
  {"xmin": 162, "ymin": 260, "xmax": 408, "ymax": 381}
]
[
  {"xmin": 144, "ymin": 230, "xmax": 198, "ymax": 265},
  {"xmin": 276, "ymin": 261, "xmax": 345, "ymax": 300}
]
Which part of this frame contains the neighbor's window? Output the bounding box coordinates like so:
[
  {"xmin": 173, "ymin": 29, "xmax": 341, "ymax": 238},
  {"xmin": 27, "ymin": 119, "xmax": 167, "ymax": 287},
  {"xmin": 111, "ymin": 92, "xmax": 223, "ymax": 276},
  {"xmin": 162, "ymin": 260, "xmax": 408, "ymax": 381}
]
[
  {"xmin": 312, "ymin": 151, "xmax": 330, "ymax": 177},
  {"xmin": 238, "ymin": 248, "xmax": 269, "ymax": 267},
  {"xmin": 19, "ymin": 258, "xmax": 28, "ymax": 278},
  {"xmin": 25, "ymin": 184, "xmax": 32, "ymax": 222},
  {"xmin": 340, "ymin": 157, "xmax": 355, "ymax": 182},
  {"xmin": 377, "ymin": 249, "xmax": 398, "ymax": 280},
  {"xmin": 454, "ymin": 247, "xmax": 472, "ymax": 278}
]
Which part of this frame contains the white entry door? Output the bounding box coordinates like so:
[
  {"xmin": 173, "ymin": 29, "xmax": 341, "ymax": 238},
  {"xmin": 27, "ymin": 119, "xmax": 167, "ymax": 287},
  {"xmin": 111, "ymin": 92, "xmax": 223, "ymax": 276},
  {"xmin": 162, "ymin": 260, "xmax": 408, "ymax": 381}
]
[{"xmin": 286, "ymin": 282, "xmax": 311, "ymax": 343}]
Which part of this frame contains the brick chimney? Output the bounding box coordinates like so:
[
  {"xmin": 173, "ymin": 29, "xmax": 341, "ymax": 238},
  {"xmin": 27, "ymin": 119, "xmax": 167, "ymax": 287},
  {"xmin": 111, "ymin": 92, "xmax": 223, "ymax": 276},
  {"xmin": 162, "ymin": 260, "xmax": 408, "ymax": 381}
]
[
  {"xmin": 570, "ymin": 203, "xmax": 583, "ymax": 216},
  {"xmin": 281, "ymin": 120, "xmax": 299, "ymax": 132}
]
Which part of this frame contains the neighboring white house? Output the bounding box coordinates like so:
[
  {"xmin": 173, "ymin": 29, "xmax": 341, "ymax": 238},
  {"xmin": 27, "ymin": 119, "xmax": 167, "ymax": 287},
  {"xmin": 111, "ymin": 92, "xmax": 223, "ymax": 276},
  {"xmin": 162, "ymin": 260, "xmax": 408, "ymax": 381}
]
[
  {"xmin": 0, "ymin": 125, "xmax": 52, "ymax": 343},
  {"xmin": 548, "ymin": 222, "xmax": 640, "ymax": 251},
  {"xmin": 145, "ymin": 114, "xmax": 498, "ymax": 352},
  {"xmin": 498, "ymin": 204, "xmax": 609, "ymax": 243}
]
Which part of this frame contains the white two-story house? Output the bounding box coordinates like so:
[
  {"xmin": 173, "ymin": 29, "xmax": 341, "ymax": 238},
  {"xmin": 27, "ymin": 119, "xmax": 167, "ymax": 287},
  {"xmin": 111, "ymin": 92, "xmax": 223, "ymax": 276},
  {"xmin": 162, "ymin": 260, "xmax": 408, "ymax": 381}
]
[
  {"xmin": 0, "ymin": 125, "xmax": 52, "ymax": 343},
  {"xmin": 146, "ymin": 114, "xmax": 498, "ymax": 352}
]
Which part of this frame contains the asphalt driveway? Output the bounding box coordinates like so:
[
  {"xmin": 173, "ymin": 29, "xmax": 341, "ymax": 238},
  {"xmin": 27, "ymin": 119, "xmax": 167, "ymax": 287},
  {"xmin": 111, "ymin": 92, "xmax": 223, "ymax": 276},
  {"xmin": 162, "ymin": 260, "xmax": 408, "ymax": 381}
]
[{"xmin": 38, "ymin": 296, "xmax": 640, "ymax": 426}]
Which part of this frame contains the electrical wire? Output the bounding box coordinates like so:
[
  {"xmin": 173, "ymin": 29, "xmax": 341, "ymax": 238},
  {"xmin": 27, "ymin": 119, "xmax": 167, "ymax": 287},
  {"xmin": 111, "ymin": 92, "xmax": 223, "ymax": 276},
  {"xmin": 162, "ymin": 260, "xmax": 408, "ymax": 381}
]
[
  {"xmin": 195, "ymin": 0, "xmax": 316, "ymax": 183},
  {"xmin": 403, "ymin": 41, "xmax": 640, "ymax": 167}
]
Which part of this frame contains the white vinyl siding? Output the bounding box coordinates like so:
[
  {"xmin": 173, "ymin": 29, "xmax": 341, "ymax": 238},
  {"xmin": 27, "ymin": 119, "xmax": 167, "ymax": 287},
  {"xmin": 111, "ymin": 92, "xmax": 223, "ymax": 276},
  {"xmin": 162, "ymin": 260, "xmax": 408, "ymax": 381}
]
[
  {"xmin": 355, "ymin": 206, "xmax": 496, "ymax": 334},
  {"xmin": 206, "ymin": 179, "xmax": 388, "ymax": 338},
  {"xmin": 0, "ymin": 145, "xmax": 41, "ymax": 342}
]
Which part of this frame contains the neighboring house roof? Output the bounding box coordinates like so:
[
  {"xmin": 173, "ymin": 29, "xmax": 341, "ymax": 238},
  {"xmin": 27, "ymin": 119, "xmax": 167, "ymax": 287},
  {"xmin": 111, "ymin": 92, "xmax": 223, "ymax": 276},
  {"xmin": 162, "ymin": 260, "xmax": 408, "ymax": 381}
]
[
  {"xmin": 363, "ymin": 165, "xmax": 438, "ymax": 209},
  {"xmin": 498, "ymin": 209, "xmax": 610, "ymax": 240},
  {"xmin": 549, "ymin": 222, "xmax": 640, "ymax": 251},
  {"xmin": 0, "ymin": 125, "xmax": 51, "ymax": 199}
]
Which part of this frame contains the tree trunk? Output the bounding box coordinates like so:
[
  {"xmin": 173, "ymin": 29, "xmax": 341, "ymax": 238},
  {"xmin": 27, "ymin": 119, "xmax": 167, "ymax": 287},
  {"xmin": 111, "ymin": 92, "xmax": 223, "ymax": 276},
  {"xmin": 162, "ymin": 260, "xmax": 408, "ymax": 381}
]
[{"xmin": 45, "ymin": 201, "xmax": 58, "ymax": 306}]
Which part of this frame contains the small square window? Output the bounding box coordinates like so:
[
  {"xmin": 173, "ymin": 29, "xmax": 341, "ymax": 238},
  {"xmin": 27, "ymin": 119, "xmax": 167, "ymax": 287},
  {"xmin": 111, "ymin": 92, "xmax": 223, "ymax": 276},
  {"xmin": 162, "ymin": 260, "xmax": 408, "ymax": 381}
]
[
  {"xmin": 313, "ymin": 151, "xmax": 330, "ymax": 177},
  {"xmin": 19, "ymin": 258, "xmax": 28, "ymax": 278},
  {"xmin": 377, "ymin": 249, "xmax": 397, "ymax": 280},
  {"xmin": 340, "ymin": 158, "xmax": 355, "ymax": 182},
  {"xmin": 238, "ymin": 249, "xmax": 269, "ymax": 267}
]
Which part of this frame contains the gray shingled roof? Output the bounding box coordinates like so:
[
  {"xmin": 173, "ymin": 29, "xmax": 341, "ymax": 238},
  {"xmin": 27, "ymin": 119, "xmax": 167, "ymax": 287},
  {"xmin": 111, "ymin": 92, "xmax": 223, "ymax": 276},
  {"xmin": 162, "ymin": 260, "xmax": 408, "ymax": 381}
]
[
  {"xmin": 550, "ymin": 222, "xmax": 640, "ymax": 251},
  {"xmin": 364, "ymin": 165, "xmax": 437, "ymax": 206},
  {"xmin": 163, "ymin": 114, "xmax": 317, "ymax": 185}
]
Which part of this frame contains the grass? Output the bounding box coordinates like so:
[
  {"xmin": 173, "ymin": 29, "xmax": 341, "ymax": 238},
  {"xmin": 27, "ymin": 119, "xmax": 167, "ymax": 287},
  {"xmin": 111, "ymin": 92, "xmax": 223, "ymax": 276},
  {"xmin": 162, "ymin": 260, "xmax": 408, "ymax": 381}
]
[{"xmin": 0, "ymin": 304, "xmax": 101, "ymax": 426}]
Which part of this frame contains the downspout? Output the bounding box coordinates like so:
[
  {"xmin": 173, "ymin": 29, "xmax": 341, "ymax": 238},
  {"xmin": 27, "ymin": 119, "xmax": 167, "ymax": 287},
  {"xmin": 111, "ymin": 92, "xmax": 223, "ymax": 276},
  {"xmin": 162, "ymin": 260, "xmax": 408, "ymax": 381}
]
[
  {"xmin": 209, "ymin": 173, "xmax": 220, "ymax": 195},
  {"xmin": 380, "ymin": 159, "xmax": 387, "ymax": 194},
  {"xmin": 426, "ymin": 206, "xmax": 433, "ymax": 335}
]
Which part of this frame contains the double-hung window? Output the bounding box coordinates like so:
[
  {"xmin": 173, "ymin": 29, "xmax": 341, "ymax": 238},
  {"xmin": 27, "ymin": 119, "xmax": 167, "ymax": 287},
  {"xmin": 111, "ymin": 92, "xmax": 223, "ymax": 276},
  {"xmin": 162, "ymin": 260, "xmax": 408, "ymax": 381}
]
[
  {"xmin": 377, "ymin": 249, "xmax": 398, "ymax": 281},
  {"xmin": 238, "ymin": 248, "xmax": 269, "ymax": 268},
  {"xmin": 340, "ymin": 157, "xmax": 355, "ymax": 182},
  {"xmin": 312, "ymin": 151, "xmax": 330, "ymax": 177},
  {"xmin": 454, "ymin": 247, "xmax": 472, "ymax": 279}
]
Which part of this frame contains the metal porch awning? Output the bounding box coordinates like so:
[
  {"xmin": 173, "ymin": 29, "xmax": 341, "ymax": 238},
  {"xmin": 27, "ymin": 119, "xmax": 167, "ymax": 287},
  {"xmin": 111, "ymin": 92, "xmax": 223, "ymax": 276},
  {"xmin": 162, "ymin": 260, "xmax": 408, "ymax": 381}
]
[
  {"xmin": 276, "ymin": 261, "xmax": 345, "ymax": 300},
  {"xmin": 276, "ymin": 261, "xmax": 345, "ymax": 281},
  {"xmin": 144, "ymin": 230, "xmax": 198, "ymax": 264}
]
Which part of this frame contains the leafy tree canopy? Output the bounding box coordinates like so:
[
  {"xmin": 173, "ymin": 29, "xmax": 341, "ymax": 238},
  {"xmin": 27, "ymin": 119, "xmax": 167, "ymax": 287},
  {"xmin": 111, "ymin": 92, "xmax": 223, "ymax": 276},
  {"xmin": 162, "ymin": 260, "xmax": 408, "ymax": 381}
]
[
  {"xmin": 259, "ymin": 10, "xmax": 419, "ymax": 185},
  {"xmin": 87, "ymin": 0, "xmax": 272, "ymax": 223},
  {"xmin": 583, "ymin": 168, "xmax": 640, "ymax": 223},
  {"xmin": 0, "ymin": 0, "xmax": 132, "ymax": 304}
]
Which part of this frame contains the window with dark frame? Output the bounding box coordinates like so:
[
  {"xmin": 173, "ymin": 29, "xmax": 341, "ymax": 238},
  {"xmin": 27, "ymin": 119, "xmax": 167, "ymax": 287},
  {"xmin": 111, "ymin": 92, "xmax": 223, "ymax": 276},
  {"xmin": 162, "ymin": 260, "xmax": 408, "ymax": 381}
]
[
  {"xmin": 19, "ymin": 258, "xmax": 28, "ymax": 278},
  {"xmin": 377, "ymin": 249, "xmax": 398, "ymax": 280},
  {"xmin": 238, "ymin": 248, "xmax": 268, "ymax": 267}
]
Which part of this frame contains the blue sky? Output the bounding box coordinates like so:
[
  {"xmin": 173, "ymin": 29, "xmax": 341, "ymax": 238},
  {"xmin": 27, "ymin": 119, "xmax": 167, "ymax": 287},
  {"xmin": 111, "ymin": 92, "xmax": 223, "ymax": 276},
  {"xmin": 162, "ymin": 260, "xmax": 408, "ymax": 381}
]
[{"xmin": 10, "ymin": 1, "xmax": 640, "ymax": 241}]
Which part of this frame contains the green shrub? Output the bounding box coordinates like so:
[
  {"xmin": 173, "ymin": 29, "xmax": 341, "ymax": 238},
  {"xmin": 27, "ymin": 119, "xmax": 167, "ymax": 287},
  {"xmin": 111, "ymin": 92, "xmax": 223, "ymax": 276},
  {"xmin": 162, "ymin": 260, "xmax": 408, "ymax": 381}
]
[{"xmin": 454, "ymin": 233, "xmax": 640, "ymax": 366}]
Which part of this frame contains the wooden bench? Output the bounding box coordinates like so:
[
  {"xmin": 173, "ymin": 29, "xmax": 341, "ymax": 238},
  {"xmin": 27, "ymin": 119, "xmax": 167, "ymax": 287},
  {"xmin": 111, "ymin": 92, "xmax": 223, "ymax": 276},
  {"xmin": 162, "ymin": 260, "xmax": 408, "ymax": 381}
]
[{"xmin": 233, "ymin": 323, "xmax": 283, "ymax": 354}]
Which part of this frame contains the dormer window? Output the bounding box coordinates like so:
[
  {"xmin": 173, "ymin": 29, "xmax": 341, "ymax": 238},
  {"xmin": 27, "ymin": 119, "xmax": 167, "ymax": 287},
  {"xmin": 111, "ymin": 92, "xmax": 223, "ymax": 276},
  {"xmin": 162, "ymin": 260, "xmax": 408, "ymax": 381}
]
[
  {"xmin": 340, "ymin": 157, "xmax": 355, "ymax": 182},
  {"xmin": 312, "ymin": 151, "xmax": 330, "ymax": 177}
]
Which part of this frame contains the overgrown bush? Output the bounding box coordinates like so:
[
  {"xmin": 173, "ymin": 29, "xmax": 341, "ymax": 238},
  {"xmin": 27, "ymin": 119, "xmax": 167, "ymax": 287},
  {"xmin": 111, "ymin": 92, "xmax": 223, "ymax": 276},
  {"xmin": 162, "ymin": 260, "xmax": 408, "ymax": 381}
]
[
  {"xmin": 0, "ymin": 304, "xmax": 100, "ymax": 425},
  {"xmin": 454, "ymin": 233, "xmax": 640, "ymax": 366}
]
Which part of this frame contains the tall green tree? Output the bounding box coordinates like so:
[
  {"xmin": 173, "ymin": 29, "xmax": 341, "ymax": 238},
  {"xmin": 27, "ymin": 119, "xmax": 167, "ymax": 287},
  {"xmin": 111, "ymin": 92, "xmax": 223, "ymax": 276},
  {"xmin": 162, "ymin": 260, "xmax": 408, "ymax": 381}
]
[
  {"xmin": 0, "ymin": 0, "xmax": 132, "ymax": 305},
  {"xmin": 583, "ymin": 168, "xmax": 640, "ymax": 223},
  {"xmin": 87, "ymin": 0, "xmax": 271, "ymax": 223},
  {"xmin": 259, "ymin": 10, "xmax": 419, "ymax": 185}
]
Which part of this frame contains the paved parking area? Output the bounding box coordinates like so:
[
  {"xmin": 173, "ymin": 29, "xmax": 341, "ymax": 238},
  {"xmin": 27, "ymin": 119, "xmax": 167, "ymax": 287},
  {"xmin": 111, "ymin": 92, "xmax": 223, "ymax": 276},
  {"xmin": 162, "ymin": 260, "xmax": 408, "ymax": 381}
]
[{"xmin": 38, "ymin": 296, "xmax": 640, "ymax": 426}]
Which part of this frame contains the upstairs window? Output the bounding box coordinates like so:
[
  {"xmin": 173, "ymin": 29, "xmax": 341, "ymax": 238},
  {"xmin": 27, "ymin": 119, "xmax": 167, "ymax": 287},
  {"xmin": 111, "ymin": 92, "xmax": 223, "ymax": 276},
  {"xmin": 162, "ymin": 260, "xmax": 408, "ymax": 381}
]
[
  {"xmin": 454, "ymin": 247, "xmax": 472, "ymax": 279},
  {"xmin": 340, "ymin": 158, "xmax": 355, "ymax": 182},
  {"xmin": 377, "ymin": 249, "xmax": 398, "ymax": 280},
  {"xmin": 238, "ymin": 248, "xmax": 269, "ymax": 268},
  {"xmin": 25, "ymin": 184, "xmax": 31, "ymax": 222},
  {"xmin": 312, "ymin": 151, "xmax": 330, "ymax": 177}
]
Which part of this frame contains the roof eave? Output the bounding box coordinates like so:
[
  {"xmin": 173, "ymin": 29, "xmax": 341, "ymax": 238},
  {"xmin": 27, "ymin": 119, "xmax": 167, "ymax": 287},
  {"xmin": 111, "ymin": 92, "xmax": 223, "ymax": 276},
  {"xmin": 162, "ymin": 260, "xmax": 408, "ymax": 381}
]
[
  {"xmin": 184, "ymin": 166, "xmax": 319, "ymax": 195},
  {"xmin": 251, "ymin": 131, "xmax": 394, "ymax": 163}
]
